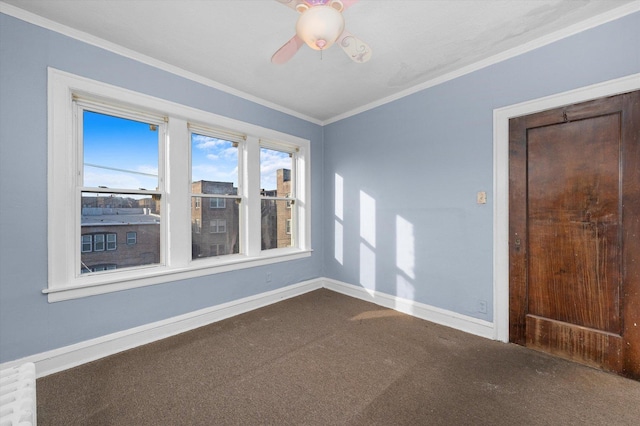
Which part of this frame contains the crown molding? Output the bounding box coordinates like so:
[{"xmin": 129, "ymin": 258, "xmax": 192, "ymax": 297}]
[
  {"xmin": 1, "ymin": 1, "xmax": 638, "ymax": 127},
  {"xmin": 323, "ymin": 1, "xmax": 640, "ymax": 125},
  {"xmin": 0, "ymin": 1, "xmax": 323, "ymax": 126}
]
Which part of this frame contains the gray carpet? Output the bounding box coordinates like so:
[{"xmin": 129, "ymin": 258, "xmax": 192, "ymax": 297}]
[{"xmin": 37, "ymin": 289, "xmax": 640, "ymax": 425}]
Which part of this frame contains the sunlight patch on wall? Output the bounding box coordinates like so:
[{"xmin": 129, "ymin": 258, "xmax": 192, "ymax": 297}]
[
  {"xmin": 360, "ymin": 190, "xmax": 376, "ymax": 248},
  {"xmin": 334, "ymin": 173, "xmax": 344, "ymax": 264},
  {"xmin": 395, "ymin": 214, "xmax": 416, "ymax": 311},
  {"xmin": 359, "ymin": 190, "xmax": 376, "ymax": 295},
  {"xmin": 396, "ymin": 215, "xmax": 415, "ymax": 279},
  {"xmin": 335, "ymin": 173, "xmax": 343, "ymax": 220},
  {"xmin": 360, "ymin": 242, "xmax": 376, "ymax": 295},
  {"xmin": 335, "ymin": 220, "xmax": 343, "ymax": 265}
]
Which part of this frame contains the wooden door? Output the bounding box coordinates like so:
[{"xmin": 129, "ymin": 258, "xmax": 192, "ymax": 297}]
[{"xmin": 509, "ymin": 91, "xmax": 640, "ymax": 379}]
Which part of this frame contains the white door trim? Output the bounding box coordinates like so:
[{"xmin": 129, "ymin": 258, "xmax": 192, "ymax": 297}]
[{"xmin": 492, "ymin": 73, "xmax": 640, "ymax": 342}]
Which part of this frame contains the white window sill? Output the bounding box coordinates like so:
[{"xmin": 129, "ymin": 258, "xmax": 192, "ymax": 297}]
[{"xmin": 44, "ymin": 249, "xmax": 313, "ymax": 302}]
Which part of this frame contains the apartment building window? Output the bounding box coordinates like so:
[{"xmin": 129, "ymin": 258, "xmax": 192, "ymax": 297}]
[
  {"xmin": 47, "ymin": 69, "xmax": 311, "ymax": 302},
  {"xmin": 81, "ymin": 235, "xmax": 92, "ymax": 253},
  {"xmin": 126, "ymin": 232, "xmax": 137, "ymax": 245},
  {"xmin": 210, "ymin": 198, "xmax": 226, "ymax": 209},
  {"xmin": 210, "ymin": 244, "xmax": 226, "ymax": 256},
  {"xmin": 209, "ymin": 219, "xmax": 227, "ymax": 233},
  {"xmin": 94, "ymin": 234, "xmax": 105, "ymax": 252},
  {"xmin": 106, "ymin": 233, "xmax": 117, "ymax": 251}
]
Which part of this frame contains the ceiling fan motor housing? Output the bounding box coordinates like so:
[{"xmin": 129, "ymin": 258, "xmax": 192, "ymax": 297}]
[{"xmin": 296, "ymin": 4, "xmax": 345, "ymax": 50}]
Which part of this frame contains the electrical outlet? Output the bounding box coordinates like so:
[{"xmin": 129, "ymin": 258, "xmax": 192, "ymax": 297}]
[{"xmin": 478, "ymin": 300, "xmax": 487, "ymax": 314}]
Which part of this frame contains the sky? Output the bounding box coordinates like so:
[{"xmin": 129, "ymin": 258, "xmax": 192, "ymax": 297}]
[
  {"xmin": 83, "ymin": 111, "xmax": 159, "ymax": 191},
  {"xmin": 83, "ymin": 110, "xmax": 292, "ymax": 194}
]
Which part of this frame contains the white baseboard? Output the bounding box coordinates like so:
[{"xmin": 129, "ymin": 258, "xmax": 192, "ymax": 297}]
[
  {"xmin": 322, "ymin": 278, "xmax": 496, "ymax": 339},
  {"xmin": 1, "ymin": 278, "xmax": 323, "ymax": 378},
  {"xmin": 2, "ymin": 277, "xmax": 498, "ymax": 377}
]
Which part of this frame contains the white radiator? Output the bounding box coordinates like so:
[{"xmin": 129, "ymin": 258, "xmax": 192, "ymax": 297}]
[{"xmin": 0, "ymin": 363, "xmax": 37, "ymax": 426}]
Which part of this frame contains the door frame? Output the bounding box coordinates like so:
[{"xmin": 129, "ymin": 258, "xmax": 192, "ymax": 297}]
[{"xmin": 492, "ymin": 73, "xmax": 640, "ymax": 342}]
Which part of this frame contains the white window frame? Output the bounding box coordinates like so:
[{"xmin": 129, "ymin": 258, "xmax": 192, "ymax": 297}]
[
  {"xmin": 93, "ymin": 234, "xmax": 105, "ymax": 252},
  {"xmin": 126, "ymin": 232, "xmax": 137, "ymax": 245},
  {"xmin": 106, "ymin": 233, "xmax": 117, "ymax": 251},
  {"xmin": 46, "ymin": 68, "xmax": 311, "ymax": 302},
  {"xmin": 81, "ymin": 235, "xmax": 92, "ymax": 253}
]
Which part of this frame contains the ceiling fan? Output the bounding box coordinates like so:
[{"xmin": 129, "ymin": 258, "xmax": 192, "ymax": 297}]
[{"xmin": 272, "ymin": 0, "xmax": 372, "ymax": 64}]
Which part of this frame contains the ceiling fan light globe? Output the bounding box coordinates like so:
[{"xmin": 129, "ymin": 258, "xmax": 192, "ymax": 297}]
[{"xmin": 296, "ymin": 6, "xmax": 345, "ymax": 51}]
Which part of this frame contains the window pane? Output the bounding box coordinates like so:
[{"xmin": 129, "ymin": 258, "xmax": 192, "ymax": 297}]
[
  {"xmin": 191, "ymin": 133, "xmax": 238, "ymax": 192},
  {"xmin": 261, "ymin": 199, "xmax": 292, "ymax": 250},
  {"xmin": 192, "ymin": 197, "xmax": 239, "ymax": 260},
  {"xmin": 81, "ymin": 235, "xmax": 92, "ymax": 253},
  {"xmin": 106, "ymin": 233, "xmax": 117, "ymax": 250},
  {"xmin": 191, "ymin": 133, "xmax": 240, "ymax": 260},
  {"xmin": 126, "ymin": 232, "xmax": 137, "ymax": 245},
  {"xmin": 260, "ymin": 148, "xmax": 292, "ymax": 196},
  {"xmin": 94, "ymin": 234, "xmax": 105, "ymax": 251},
  {"xmin": 81, "ymin": 192, "xmax": 161, "ymax": 274},
  {"xmin": 83, "ymin": 111, "xmax": 159, "ymax": 190}
]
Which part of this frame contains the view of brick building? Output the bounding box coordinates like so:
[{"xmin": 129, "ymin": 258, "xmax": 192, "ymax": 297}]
[
  {"xmin": 80, "ymin": 206, "xmax": 160, "ymax": 273},
  {"xmin": 260, "ymin": 168, "xmax": 292, "ymax": 250},
  {"xmin": 80, "ymin": 168, "xmax": 292, "ymax": 272},
  {"xmin": 191, "ymin": 180, "xmax": 239, "ymax": 259}
]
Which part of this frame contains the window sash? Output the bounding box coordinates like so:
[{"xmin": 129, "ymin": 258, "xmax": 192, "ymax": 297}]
[
  {"xmin": 106, "ymin": 233, "xmax": 116, "ymax": 250},
  {"xmin": 81, "ymin": 235, "xmax": 92, "ymax": 253},
  {"xmin": 94, "ymin": 234, "xmax": 105, "ymax": 251},
  {"xmin": 126, "ymin": 232, "xmax": 137, "ymax": 245}
]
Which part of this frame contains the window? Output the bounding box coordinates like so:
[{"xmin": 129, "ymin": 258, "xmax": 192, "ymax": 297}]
[
  {"xmin": 127, "ymin": 232, "xmax": 137, "ymax": 245},
  {"xmin": 47, "ymin": 69, "xmax": 311, "ymax": 302},
  {"xmin": 209, "ymin": 219, "xmax": 226, "ymax": 233},
  {"xmin": 106, "ymin": 233, "xmax": 117, "ymax": 251},
  {"xmin": 190, "ymin": 127, "xmax": 241, "ymax": 260},
  {"xmin": 260, "ymin": 146, "xmax": 294, "ymax": 249},
  {"xmin": 81, "ymin": 235, "xmax": 92, "ymax": 253},
  {"xmin": 210, "ymin": 198, "xmax": 226, "ymax": 209},
  {"xmin": 94, "ymin": 234, "xmax": 105, "ymax": 252}
]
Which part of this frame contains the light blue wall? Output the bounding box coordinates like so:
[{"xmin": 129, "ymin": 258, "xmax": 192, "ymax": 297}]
[
  {"xmin": 1, "ymin": 10, "xmax": 639, "ymax": 364},
  {"xmin": 322, "ymin": 12, "xmax": 640, "ymax": 321},
  {"xmin": 0, "ymin": 14, "xmax": 324, "ymax": 363}
]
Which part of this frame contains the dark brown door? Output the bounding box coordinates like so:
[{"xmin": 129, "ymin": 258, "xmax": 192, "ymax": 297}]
[{"xmin": 509, "ymin": 91, "xmax": 640, "ymax": 379}]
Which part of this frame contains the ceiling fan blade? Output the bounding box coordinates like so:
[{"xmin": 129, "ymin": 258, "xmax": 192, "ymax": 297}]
[
  {"xmin": 340, "ymin": 0, "xmax": 359, "ymax": 11},
  {"xmin": 337, "ymin": 30, "xmax": 372, "ymax": 63},
  {"xmin": 271, "ymin": 35, "xmax": 305, "ymax": 64}
]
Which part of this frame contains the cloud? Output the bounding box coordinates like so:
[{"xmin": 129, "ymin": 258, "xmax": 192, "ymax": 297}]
[
  {"xmin": 260, "ymin": 148, "xmax": 291, "ymax": 190},
  {"xmin": 193, "ymin": 135, "xmax": 228, "ymax": 151}
]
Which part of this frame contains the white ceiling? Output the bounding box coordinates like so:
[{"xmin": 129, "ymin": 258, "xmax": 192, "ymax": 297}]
[{"xmin": 2, "ymin": 0, "xmax": 637, "ymax": 123}]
